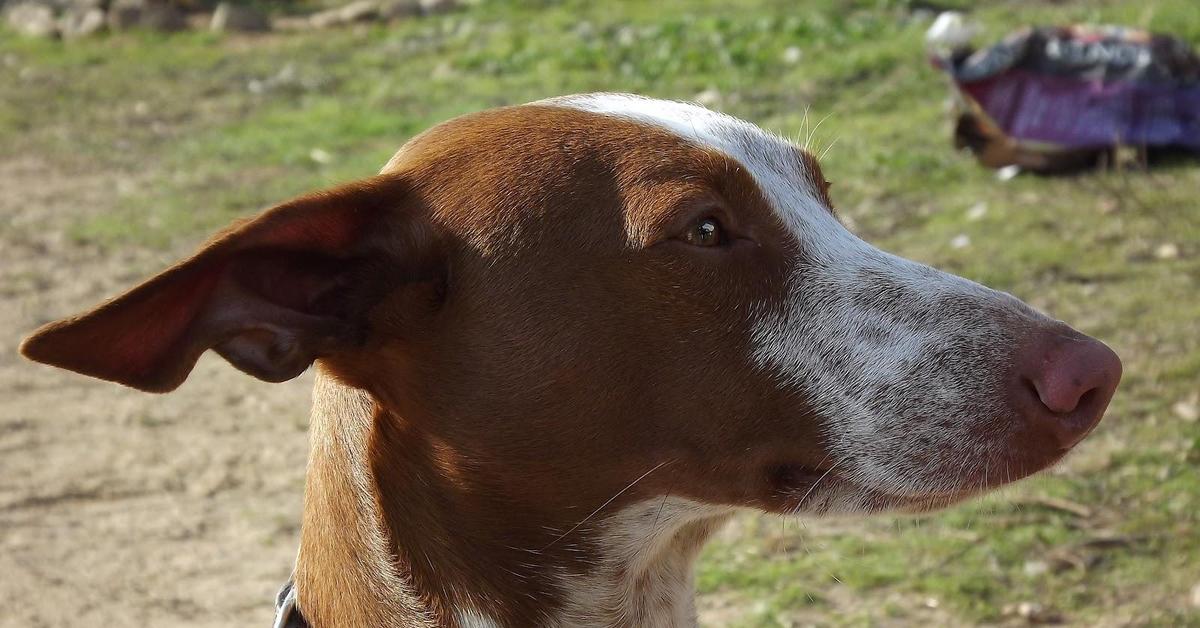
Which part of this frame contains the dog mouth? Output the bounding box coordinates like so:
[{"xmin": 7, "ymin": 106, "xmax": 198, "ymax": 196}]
[
  {"xmin": 766, "ymin": 463, "xmax": 847, "ymax": 508},
  {"xmin": 762, "ymin": 411, "xmax": 1091, "ymax": 515},
  {"xmin": 765, "ymin": 459, "xmax": 1018, "ymax": 515},
  {"xmin": 767, "ymin": 463, "xmax": 836, "ymax": 490}
]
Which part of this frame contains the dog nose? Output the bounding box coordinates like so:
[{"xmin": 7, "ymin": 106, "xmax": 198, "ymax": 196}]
[{"xmin": 1013, "ymin": 328, "xmax": 1122, "ymax": 450}]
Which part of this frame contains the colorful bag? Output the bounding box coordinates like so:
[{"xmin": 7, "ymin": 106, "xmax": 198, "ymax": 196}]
[{"xmin": 933, "ymin": 24, "xmax": 1200, "ymax": 171}]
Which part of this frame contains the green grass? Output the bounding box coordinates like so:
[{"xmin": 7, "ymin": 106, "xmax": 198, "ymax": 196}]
[{"xmin": 3, "ymin": 0, "xmax": 1199, "ymax": 623}]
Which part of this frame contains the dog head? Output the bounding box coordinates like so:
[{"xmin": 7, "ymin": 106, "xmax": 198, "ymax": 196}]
[{"xmin": 22, "ymin": 94, "xmax": 1120, "ymax": 520}]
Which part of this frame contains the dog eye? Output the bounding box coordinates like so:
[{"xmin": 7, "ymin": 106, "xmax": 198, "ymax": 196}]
[{"xmin": 684, "ymin": 217, "xmax": 723, "ymax": 247}]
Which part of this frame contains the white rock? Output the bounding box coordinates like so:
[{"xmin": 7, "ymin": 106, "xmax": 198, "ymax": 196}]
[
  {"xmin": 309, "ymin": 148, "xmax": 333, "ymax": 165},
  {"xmin": 310, "ymin": 0, "xmax": 379, "ymax": 29},
  {"xmin": 996, "ymin": 164, "xmax": 1021, "ymax": 181},
  {"xmin": 380, "ymin": 0, "xmax": 421, "ymax": 19},
  {"xmin": 1023, "ymin": 559, "xmax": 1049, "ymax": 577},
  {"xmin": 6, "ymin": 3, "xmax": 58, "ymax": 38},
  {"xmin": 1017, "ymin": 601, "xmax": 1043, "ymax": 618},
  {"xmin": 59, "ymin": 6, "xmax": 105, "ymax": 39},
  {"xmin": 272, "ymin": 15, "xmax": 311, "ymax": 31},
  {"xmin": 925, "ymin": 11, "xmax": 978, "ymax": 50},
  {"xmin": 1173, "ymin": 397, "xmax": 1199, "ymax": 423},
  {"xmin": 1155, "ymin": 242, "xmax": 1179, "ymax": 260},
  {"xmin": 108, "ymin": 0, "xmax": 185, "ymax": 32},
  {"xmin": 211, "ymin": 2, "xmax": 270, "ymax": 32},
  {"xmin": 338, "ymin": 0, "xmax": 380, "ymax": 22}
]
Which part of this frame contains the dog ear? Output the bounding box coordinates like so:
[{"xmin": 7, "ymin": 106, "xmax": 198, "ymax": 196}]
[{"xmin": 20, "ymin": 174, "xmax": 436, "ymax": 393}]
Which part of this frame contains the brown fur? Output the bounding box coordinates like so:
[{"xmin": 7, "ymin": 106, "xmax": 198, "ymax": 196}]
[
  {"xmin": 19, "ymin": 89, "xmax": 1126, "ymax": 626},
  {"xmin": 22, "ymin": 105, "xmax": 838, "ymax": 626},
  {"xmin": 307, "ymin": 106, "xmax": 834, "ymax": 626}
]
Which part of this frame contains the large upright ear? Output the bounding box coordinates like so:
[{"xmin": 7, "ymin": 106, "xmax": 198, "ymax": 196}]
[{"xmin": 19, "ymin": 174, "xmax": 437, "ymax": 393}]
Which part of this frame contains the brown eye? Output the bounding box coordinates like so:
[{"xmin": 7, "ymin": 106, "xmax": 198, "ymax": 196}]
[{"xmin": 684, "ymin": 217, "xmax": 723, "ymax": 247}]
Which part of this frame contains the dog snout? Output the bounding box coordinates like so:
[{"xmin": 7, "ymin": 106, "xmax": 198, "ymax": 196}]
[{"xmin": 1011, "ymin": 326, "xmax": 1122, "ymax": 450}]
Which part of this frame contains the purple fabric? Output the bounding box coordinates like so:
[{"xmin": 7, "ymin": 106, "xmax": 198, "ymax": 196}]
[{"xmin": 962, "ymin": 69, "xmax": 1200, "ymax": 149}]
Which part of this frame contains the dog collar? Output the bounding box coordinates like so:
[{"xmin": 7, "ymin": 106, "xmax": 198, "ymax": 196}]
[{"xmin": 273, "ymin": 579, "xmax": 308, "ymax": 628}]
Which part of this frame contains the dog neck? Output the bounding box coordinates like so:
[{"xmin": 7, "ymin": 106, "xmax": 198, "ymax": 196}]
[{"xmin": 293, "ymin": 371, "xmax": 732, "ymax": 627}]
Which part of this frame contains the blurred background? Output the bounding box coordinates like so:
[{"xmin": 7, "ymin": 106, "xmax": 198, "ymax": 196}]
[{"xmin": 1, "ymin": 0, "xmax": 1197, "ymax": 626}]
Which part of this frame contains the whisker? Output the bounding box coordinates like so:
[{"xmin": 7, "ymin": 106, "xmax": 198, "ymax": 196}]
[
  {"xmin": 818, "ymin": 136, "xmax": 840, "ymax": 160},
  {"xmin": 805, "ymin": 110, "xmax": 836, "ymax": 151},
  {"xmin": 793, "ymin": 456, "xmax": 846, "ymax": 513},
  {"xmin": 542, "ymin": 459, "xmax": 674, "ymax": 551},
  {"xmin": 640, "ymin": 470, "xmax": 681, "ymax": 548}
]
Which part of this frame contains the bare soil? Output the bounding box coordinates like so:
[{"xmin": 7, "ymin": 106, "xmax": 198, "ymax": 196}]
[
  {"xmin": 0, "ymin": 156, "xmax": 309, "ymax": 627},
  {"xmin": 0, "ymin": 152, "xmax": 953, "ymax": 628}
]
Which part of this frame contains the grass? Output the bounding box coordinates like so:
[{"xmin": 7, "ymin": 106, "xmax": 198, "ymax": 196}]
[{"xmin": 3, "ymin": 0, "xmax": 1198, "ymax": 624}]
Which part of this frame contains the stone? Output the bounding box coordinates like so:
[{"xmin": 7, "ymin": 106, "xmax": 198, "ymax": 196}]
[
  {"xmin": 210, "ymin": 2, "xmax": 269, "ymax": 32},
  {"xmin": 272, "ymin": 14, "xmax": 310, "ymax": 31},
  {"xmin": 995, "ymin": 164, "xmax": 1021, "ymax": 181},
  {"xmin": 6, "ymin": 2, "xmax": 58, "ymax": 38},
  {"xmin": 108, "ymin": 0, "xmax": 185, "ymax": 32},
  {"xmin": 106, "ymin": 0, "xmax": 146, "ymax": 29},
  {"xmin": 1014, "ymin": 601, "xmax": 1063, "ymax": 624},
  {"xmin": 1173, "ymin": 397, "xmax": 1199, "ymax": 423},
  {"xmin": 59, "ymin": 6, "xmax": 105, "ymax": 38},
  {"xmin": 1155, "ymin": 242, "xmax": 1180, "ymax": 260},
  {"xmin": 140, "ymin": 1, "xmax": 185, "ymax": 31},
  {"xmin": 309, "ymin": 0, "xmax": 378, "ymax": 29},
  {"xmin": 379, "ymin": 0, "xmax": 420, "ymax": 19},
  {"xmin": 106, "ymin": 0, "xmax": 140, "ymax": 29},
  {"xmin": 309, "ymin": 148, "xmax": 333, "ymax": 165},
  {"xmin": 1023, "ymin": 559, "xmax": 1049, "ymax": 577},
  {"xmin": 419, "ymin": 0, "xmax": 457, "ymax": 15}
]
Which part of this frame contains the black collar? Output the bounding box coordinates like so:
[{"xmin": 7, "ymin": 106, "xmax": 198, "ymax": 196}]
[{"xmin": 273, "ymin": 579, "xmax": 308, "ymax": 628}]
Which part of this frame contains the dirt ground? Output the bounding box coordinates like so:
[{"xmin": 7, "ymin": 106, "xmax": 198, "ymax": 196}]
[
  {"xmin": 0, "ymin": 156, "xmax": 311, "ymax": 627},
  {"xmin": 1, "ymin": 132, "xmax": 1190, "ymax": 628},
  {"xmin": 0, "ymin": 156, "xmax": 796, "ymax": 628},
  {"xmin": 0, "ymin": 157, "xmax": 954, "ymax": 628}
]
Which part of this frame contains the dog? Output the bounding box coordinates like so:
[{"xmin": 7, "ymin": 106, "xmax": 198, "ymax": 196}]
[{"xmin": 21, "ymin": 94, "xmax": 1121, "ymax": 627}]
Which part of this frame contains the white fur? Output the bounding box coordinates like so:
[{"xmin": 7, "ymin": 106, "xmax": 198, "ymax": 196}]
[
  {"xmin": 455, "ymin": 608, "xmax": 502, "ymax": 628},
  {"xmin": 550, "ymin": 94, "xmax": 1047, "ymax": 511},
  {"xmin": 555, "ymin": 498, "xmax": 733, "ymax": 628},
  {"xmin": 285, "ymin": 94, "xmax": 1052, "ymax": 627}
]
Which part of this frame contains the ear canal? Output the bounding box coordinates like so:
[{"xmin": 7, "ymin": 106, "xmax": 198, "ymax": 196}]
[
  {"xmin": 214, "ymin": 327, "xmax": 326, "ymax": 384},
  {"xmin": 196, "ymin": 261, "xmax": 363, "ymax": 384},
  {"xmin": 19, "ymin": 174, "xmax": 429, "ymax": 393}
]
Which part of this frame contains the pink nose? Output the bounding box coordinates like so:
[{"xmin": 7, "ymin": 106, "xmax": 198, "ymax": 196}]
[{"xmin": 1013, "ymin": 328, "xmax": 1122, "ymax": 450}]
